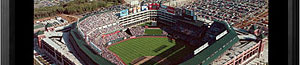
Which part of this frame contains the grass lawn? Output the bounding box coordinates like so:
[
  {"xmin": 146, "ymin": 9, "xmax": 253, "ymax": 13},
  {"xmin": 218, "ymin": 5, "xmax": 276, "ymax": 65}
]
[
  {"xmin": 144, "ymin": 29, "xmax": 163, "ymax": 35},
  {"xmin": 139, "ymin": 22, "xmax": 152, "ymax": 26},
  {"xmin": 108, "ymin": 37, "xmax": 176, "ymax": 64}
]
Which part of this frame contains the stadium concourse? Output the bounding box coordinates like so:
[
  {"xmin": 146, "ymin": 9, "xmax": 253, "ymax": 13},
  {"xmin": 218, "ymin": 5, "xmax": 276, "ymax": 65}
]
[{"xmin": 67, "ymin": 0, "xmax": 268, "ymax": 65}]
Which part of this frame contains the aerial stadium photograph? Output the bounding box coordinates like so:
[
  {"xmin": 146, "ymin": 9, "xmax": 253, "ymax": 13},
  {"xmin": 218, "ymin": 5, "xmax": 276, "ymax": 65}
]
[{"xmin": 33, "ymin": 0, "xmax": 269, "ymax": 65}]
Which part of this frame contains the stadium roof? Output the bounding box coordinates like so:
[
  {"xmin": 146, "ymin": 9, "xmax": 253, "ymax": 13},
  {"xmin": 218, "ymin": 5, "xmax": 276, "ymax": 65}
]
[{"xmin": 180, "ymin": 21, "xmax": 239, "ymax": 65}]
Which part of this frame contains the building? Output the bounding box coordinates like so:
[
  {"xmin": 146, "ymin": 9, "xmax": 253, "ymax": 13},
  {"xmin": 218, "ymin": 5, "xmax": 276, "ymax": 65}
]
[
  {"xmin": 210, "ymin": 29, "xmax": 266, "ymax": 65},
  {"xmin": 38, "ymin": 31, "xmax": 82, "ymax": 65},
  {"xmin": 34, "ymin": 50, "xmax": 44, "ymax": 65}
]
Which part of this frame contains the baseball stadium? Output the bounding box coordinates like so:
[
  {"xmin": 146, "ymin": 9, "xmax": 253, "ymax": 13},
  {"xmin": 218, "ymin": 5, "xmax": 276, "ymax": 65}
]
[{"xmin": 68, "ymin": 2, "xmax": 239, "ymax": 65}]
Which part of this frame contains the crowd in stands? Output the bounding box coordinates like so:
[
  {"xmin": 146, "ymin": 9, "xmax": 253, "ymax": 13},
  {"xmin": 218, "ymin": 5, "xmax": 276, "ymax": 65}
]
[
  {"xmin": 100, "ymin": 26, "xmax": 146, "ymax": 47},
  {"xmin": 78, "ymin": 4, "xmax": 150, "ymax": 64},
  {"xmin": 129, "ymin": 27, "xmax": 145, "ymax": 36},
  {"xmin": 77, "ymin": 4, "xmax": 132, "ymax": 65},
  {"xmin": 79, "ymin": 11, "xmax": 119, "ymax": 35},
  {"xmin": 102, "ymin": 31, "xmax": 130, "ymax": 45},
  {"xmin": 87, "ymin": 26, "xmax": 148, "ymax": 65}
]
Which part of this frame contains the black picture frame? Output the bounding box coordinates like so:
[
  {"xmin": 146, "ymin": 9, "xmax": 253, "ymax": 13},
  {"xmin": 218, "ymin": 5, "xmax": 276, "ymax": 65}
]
[
  {"xmin": 288, "ymin": 0, "xmax": 299, "ymax": 65},
  {"xmin": 1, "ymin": 0, "xmax": 10, "ymax": 65}
]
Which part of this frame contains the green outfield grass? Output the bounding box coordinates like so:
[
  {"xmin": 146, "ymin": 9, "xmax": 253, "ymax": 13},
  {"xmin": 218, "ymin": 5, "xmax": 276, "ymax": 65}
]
[
  {"xmin": 144, "ymin": 29, "xmax": 163, "ymax": 35},
  {"xmin": 108, "ymin": 37, "xmax": 176, "ymax": 64},
  {"xmin": 139, "ymin": 22, "xmax": 152, "ymax": 26}
]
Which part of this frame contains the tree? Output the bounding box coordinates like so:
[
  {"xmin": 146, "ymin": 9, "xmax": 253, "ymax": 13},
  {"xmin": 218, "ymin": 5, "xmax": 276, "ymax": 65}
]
[
  {"xmin": 34, "ymin": 0, "xmax": 122, "ymax": 20},
  {"xmin": 65, "ymin": 6, "xmax": 77, "ymax": 14},
  {"xmin": 56, "ymin": 6, "xmax": 65, "ymax": 14},
  {"xmin": 97, "ymin": 1, "xmax": 106, "ymax": 7}
]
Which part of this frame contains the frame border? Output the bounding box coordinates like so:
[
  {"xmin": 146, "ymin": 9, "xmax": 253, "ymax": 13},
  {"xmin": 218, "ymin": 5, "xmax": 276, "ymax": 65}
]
[
  {"xmin": 1, "ymin": 0, "xmax": 10, "ymax": 65},
  {"xmin": 288, "ymin": 0, "xmax": 299, "ymax": 65}
]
